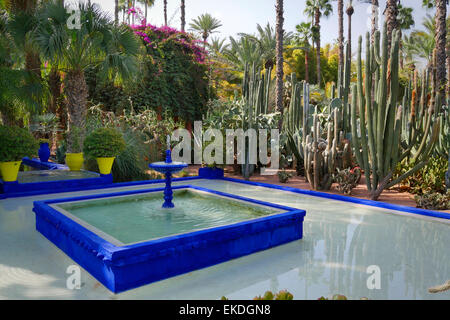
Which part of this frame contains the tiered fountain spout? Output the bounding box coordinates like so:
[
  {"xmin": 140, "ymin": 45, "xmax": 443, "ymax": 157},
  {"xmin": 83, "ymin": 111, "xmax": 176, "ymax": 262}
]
[{"xmin": 148, "ymin": 136, "xmax": 188, "ymax": 208}]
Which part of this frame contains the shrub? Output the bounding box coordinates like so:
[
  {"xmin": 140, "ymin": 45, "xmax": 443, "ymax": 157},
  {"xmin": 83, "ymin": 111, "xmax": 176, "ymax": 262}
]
[
  {"xmin": 278, "ymin": 169, "xmax": 292, "ymax": 183},
  {"xmin": 83, "ymin": 128, "xmax": 126, "ymax": 158},
  {"xmin": 253, "ymin": 290, "xmax": 293, "ymax": 300},
  {"xmin": 333, "ymin": 167, "xmax": 362, "ymax": 195},
  {"xmin": 415, "ymin": 191, "xmax": 450, "ymax": 210},
  {"xmin": 394, "ymin": 157, "xmax": 448, "ymax": 194},
  {"xmin": 0, "ymin": 125, "xmax": 38, "ymax": 162}
]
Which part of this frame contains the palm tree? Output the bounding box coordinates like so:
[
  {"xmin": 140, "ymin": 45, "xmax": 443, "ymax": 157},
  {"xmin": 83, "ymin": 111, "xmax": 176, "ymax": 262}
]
[
  {"xmin": 304, "ymin": 0, "xmax": 333, "ymax": 88},
  {"xmin": 239, "ymin": 23, "xmax": 294, "ymax": 70},
  {"xmin": 208, "ymin": 37, "xmax": 229, "ymax": 55},
  {"xmin": 189, "ymin": 13, "xmax": 222, "ymax": 46},
  {"xmin": 334, "ymin": 0, "xmax": 344, "ymax": 84},
  {"xmin": 385, "ymin": 0, "xmax": 399, "ymax": 52},
  {"xmin": 0, "ymin": 8, "xmax": 42, "ymax": 125},
  {"xmin": 164, "ymin": 0, "xmax": 167, "ymax": 25},
  {"xmin": 433, "ymin": 0, "xmax": 448, "ymax": 99},
  {"xmin": 138, "ymin": 0, "xmax": 155, "ymax": 23},
  {"xmin": 115, "ymin": 0, "xmax": 119, "ymax": 25},
  {"xmin": 397, "ymin": 4, "xmax": 414, "ymax": 68},
  {"xmin": 6, "ymin": 0, "xmax": 41, "ymax": 79},
  {"xmin": 371, "ymin": 0, "xmax": 379, "ymax": 43},
  {"xmin": 402, "ymin": 14, "xmax": 449, "ymax": 69},
  {"xmin": 295, "ymin": 22, "xmax": 313, "ymax": 83},
  {"xmin": 181, "ymin": 0, "xmax": 185, "ymax": 31},
  {"xmin": 275, "ymin": 0, "xmax": 284, "ymax": 124},
  {"xmin": 35, "ymin": 2, "xmax": 140, "ymax": 152},
  {"xmin": 222, "ymin": 36, "xmax": 262, "ymax": 70}
]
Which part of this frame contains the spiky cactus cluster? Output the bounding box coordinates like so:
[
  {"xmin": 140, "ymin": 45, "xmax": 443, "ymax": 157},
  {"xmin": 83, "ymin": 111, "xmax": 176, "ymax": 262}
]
[
  {"xmin": 351, "ymin": 24, "xmax": 441, "ymax": 200},
  {"xmin": 303, "ymin": 107, "xmax": 351, "ymax": 190}
]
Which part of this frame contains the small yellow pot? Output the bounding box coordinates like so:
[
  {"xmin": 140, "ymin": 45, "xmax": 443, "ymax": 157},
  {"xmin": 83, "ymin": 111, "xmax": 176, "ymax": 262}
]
[
  {"xmin": 0, "ymin": 161, "xmax": 22, "ymax": 182},
  {"xmin": 65, "ymin": 153, "xmax": 84, "ymax": 171},
  {"xmin": 96, "ymin": 157, "xmax": 115, "ymax": 175}
]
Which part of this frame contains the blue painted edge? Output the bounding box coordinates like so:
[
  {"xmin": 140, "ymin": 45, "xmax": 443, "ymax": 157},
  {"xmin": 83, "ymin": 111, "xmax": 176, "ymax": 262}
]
[
  {"xmin": 22, "ymin": 157, "xmax": 68, "ymax": 170},
  {"xmin": 0, "ymin": 174, "xmax": 113, "ymax": 196},
  {"xmin": 220, "ymin": 177, "xmax": 450, "ymax": 220},
  {"xmin": 33, "ymin": 185, "xmax": 305, "ymax": 293}
]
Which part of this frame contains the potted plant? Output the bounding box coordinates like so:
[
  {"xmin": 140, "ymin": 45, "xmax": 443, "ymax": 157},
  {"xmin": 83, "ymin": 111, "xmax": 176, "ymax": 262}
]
[
  {"xmin": 38, "ymin": 138, "xmax": 51, "ymax": 163},
  {"xmin": 30, "ymin": 113, "xmax": 61, "ymax": 163},
  {"xmin": 83, "ymin": 128, "xmax": 126, "ymax": 175},
  {"xmin": 65, "ymin": 127, "xmax": 84, "ymax": 171},
  {"xmin": 0, "ymin": 125, "xmax": 38, "ymax": 182}
]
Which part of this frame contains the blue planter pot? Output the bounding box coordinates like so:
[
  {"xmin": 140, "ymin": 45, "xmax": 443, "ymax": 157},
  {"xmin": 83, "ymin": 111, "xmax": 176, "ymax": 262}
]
[{"xmin": 38, "ymin": 143, "xmax": 50, "ymax": 163}]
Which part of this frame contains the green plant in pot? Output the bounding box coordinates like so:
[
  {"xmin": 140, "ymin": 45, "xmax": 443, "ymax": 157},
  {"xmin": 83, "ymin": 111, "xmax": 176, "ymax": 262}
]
[
  {"xmin": 83, "ymin": 128, "xmax": 126, "ymax": 175},
  {"xmin": 0, "ymin": 126, "xmax": 38, "ymax": 181},
  {"xmin": 65, "ymin": 127, "xmax": 84, "ymax": 171}
]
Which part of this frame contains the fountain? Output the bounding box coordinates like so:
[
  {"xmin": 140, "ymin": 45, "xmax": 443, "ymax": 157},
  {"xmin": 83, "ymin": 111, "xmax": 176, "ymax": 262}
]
[{"xmin": 148, "ymin": 136, "xmax": 188, "ymax": 208}]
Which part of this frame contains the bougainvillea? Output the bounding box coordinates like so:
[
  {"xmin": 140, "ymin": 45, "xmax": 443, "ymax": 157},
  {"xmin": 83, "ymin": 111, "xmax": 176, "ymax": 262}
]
[
  {"xmin": 132, "ymin": 24, "xmax": 208, "ymax": 64},
  {"xmin": 129, "ymin": 23, "xmax": 210, "ymax": 122}
]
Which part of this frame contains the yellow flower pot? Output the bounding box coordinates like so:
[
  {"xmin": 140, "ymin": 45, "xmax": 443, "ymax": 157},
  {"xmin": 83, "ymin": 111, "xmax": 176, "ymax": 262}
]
[
  {"xmin": 96, "ymin": 157, "xmax": 115, "ymax": 175},
  {"xmin": 0, "ymin": 161, "xmax": 22, "ymax": 182},
  {"xmin": 65, "ymin": 153, "xmax": 84, "ymax": 171}
]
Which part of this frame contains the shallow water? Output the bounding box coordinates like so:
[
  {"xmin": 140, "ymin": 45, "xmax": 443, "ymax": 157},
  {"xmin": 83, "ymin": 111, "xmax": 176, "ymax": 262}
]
[
  {"xmin": 17, "ymin": 170, "xmax": 99, "ymax": 183},
  {"xmin": 57, "ymin": 190, "xmax": 277, "ymax": 244},
  {"xmin": 0, "ymin": 179, "xmax": 448, "ymax": 300}
]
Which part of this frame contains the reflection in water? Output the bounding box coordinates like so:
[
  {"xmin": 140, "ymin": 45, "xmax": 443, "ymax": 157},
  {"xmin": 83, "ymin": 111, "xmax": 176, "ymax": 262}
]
[{"xmin": 212, "ymin": 181, "xmax": 449, "ymax": 300}]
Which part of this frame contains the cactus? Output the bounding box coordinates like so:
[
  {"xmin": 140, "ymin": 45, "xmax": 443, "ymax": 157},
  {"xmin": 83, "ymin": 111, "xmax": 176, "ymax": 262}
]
[
  {"xmin": 351, "ymin": 25, "xmax": 440, "ymax": 200},
  {"xmin": 241, "ymin": 64, "xmax": 275, "ymax": 179},
  {"xmin": 303, "ymin": 107, "xmax": 351, "ymax": 190}
]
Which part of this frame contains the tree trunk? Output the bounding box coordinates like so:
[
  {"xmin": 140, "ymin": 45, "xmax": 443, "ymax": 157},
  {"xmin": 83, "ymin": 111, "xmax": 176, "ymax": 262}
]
[
  {"xmin": 181, "ymin": 0, "xmax": 186, "ymax": 32},
  {"xmin": 145, "ymin": 2, "xmax": 148, "ymax": 24},
  {"xmin": 48, "ymin": 67, "xmax": 61, "ymax": 115},
  {"xmin": 164, "ymin": 0, "xmax": 168, "ymax": 26},
  {"xmin": 25, "ymin": 50, "xmax": 41, "ymax": 80},
  {"xmin": 315, "ymin": 8, "xmax": 321, "ymax": 87},
  {"xmin": 305, "ymin": 50, "xmax": 309, "ymax": 83},
  {"xmin": 65, "ymin": 70, "xmax": 88, "ymax": 153},
  {"xmin": 371, "ymin": 0, "xmax": 379, "ymax": 44},
  {"xmin": 115, "ymin": 0, "xmax": 119, "ymax": 25},
  {"xmin": 338, "ymin": 0, "xmax": 344, "ymax": 83},
  {"xmin": 275, "ymin": 0, "xmax": 284, "ymax": 129},
  {"xmin": 435, "ymin": 0, "xmax": 447, "ymax": 101},
  {"xmin": 385, "ymin": 0, "xmax": 399, "ymax": 52}
]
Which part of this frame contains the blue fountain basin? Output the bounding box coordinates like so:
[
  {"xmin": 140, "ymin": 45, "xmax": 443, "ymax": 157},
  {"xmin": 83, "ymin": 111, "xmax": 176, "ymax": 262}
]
[
  {"xmin": 33, "ymin": 185, "xmax": 305, "ymax": 293},
  {"xmin": 148, "ymin": 162, "xmax": 188, "ymax": 175}
]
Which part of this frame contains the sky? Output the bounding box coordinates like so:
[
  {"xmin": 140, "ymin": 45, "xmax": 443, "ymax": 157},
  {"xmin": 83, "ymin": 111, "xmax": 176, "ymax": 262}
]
[{"xmin": 87, "ymin": 0, "xmax": 444, "ymax": 53}]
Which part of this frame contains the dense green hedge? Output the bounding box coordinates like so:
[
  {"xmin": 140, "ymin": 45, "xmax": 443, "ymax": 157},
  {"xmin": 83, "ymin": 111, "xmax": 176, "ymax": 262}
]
[
  {"xmin": 83, "ymin": 127, "xmax": 126, "ymax": 158},
  {"xmin": 0, "ymin": 125, "xmax": 38, "ymax": 162},
  {"xmin": 86, "ymin": 24, "xmax": 210, "ymax": 121}
]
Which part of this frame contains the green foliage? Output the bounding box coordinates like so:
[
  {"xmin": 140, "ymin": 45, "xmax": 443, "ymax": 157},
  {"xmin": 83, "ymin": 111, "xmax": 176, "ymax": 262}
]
[
  {"xmin": 0, "ymin": 125, "xmax": 38, "ymax": 161},
  {"xmin": 278, "ymin": 169, "xmax": 292, "ymax": 183},
  {"xmin": 253, "ymin": 290, "xmax": 293, "ymax": 300},
  {"xmin": 415, "ymin": 191, "xmax": 450, "ymax": 210},
  {"xmin": 128, "ymin": 24, "xmax": 209, "ymax": 120},
  {"xmin": 394, "ymin": 156, "xmax": 448, "ymax": 195},
  {"xmin": 83, "ymin": 128, "xmax": 126, "ymax": 158},
  {"xmin": 333, "ymin": 167, "xmax": 361, "ymax": 195}
]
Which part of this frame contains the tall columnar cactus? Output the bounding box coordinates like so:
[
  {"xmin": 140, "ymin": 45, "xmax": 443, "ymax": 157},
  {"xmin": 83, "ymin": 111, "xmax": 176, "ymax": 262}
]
[
  {"xmin": 242, "ymin": 63, "xmax": 272, "ymax": 116},
  {"xmin": 351, "ymin": 25, "xmax": 440, "ymax": 200},
  {"xmin": 303, "ymin": 107, "xmax": 351, "ymax": 190},
  {"xmin": 241, "ymin": 64, "xmax": 275, "ymax": 179}
]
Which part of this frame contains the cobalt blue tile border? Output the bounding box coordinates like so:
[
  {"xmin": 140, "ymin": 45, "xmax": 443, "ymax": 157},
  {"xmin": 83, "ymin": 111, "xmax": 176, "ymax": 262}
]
[
  {"xmin": 22, "ymin": 157, "xmax": 68, "ymax": 170},
  {"xmin": 220, "ymin": 177, "xmax": 450, "ymax": 220},
  {"xmin": 0, "ymin": 174, "xmax": 113, "ymax": 198},
  {"xmin": 0, "ymin": 175, "xmax": 202, "ymax": 199},
  {"xmin": 33, "ymin": 185, "xmax": 306, "ymax": 293}
]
